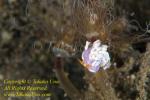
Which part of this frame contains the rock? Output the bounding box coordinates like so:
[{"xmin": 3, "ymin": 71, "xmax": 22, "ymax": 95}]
[
  {"xmin": 88, "ymin": 83, "xmax": 95, "ymax": 92},
  {"xmin": 8, "ymin": 0, "xmax": 17, "ymax": 4},
  {"xmin": 131, "ymin": 74, "xmax": 136, "ymax": 80},
  {"xmin": 1, "ymin": 31, "xmax": 12, "ymax": 44},
  {"xmin": 0, "ymin": 74, "xmax": 3, "ymax": 80}
]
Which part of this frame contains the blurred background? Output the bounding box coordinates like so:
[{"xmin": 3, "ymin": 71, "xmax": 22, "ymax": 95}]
[{"xmin": 0, "ymin": 0, "xmax": 150, "ymax": 100}]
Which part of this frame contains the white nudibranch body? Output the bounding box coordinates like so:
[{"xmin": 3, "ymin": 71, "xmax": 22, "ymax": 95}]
[{"xmin": 82, "ymin": 40, "xmax": 111, "ymax": 73}]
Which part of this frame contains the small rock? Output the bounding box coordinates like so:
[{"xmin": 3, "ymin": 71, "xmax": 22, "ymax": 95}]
[
  {"xmin": 8, "ymin": 97, "xmax": 12, "ymax": 100},
  {"xmin": 0, "ymin": 74, "xmax": 4, "ymax": 80},
  {"xmin": 64, "ymin": 93, "xmax": 67, "ymax": 97},
  {"xmin": 1, "ymin": 31, "xmax": 12, "ymax": 44},
  {"xmin": 131, "ymin": 74, "xmax": 136, "ymax": 80},
  {"xmin": 8, "ymin": 0, "xmax": 17, "ymax": 4},
  {"xmin": 45, "ymin": 97, "xmax": 51, "ymax": 100},
  {"xmin": 88, "ymin": 83, "xmax": 95, "ymax": 92}
]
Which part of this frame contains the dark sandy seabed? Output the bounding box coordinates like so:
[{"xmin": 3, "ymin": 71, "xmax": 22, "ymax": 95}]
[{"xmin": 0, "ymin": 0, "xmax": 150, "ymax": 100}]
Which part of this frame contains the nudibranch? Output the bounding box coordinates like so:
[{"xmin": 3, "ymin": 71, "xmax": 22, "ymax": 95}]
[{"xmin": 80, "ymin": 40, "xmax": 111, "ymax": 73}]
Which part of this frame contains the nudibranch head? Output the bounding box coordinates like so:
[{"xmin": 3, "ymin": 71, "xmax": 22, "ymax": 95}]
[{"xmin": 81, "ymin": 39, "xmax": 111, "ymax": 73}]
